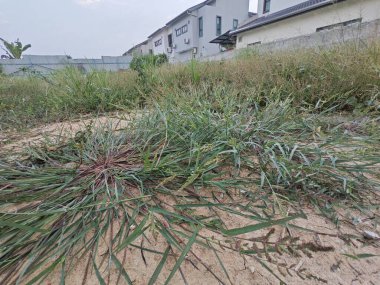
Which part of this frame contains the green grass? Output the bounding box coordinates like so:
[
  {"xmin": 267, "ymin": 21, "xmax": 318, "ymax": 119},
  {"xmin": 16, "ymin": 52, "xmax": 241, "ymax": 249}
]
[
  {"xmin": 0, "ymin": 41, "xmax": 379, "ymax": 284},
  {"xmin": 0, "ymin": 68, "xmax": 140, "ymax": 131},
  {"xmin": 1, "ymin": 42, "xmax": 379, "ymax": 132}
]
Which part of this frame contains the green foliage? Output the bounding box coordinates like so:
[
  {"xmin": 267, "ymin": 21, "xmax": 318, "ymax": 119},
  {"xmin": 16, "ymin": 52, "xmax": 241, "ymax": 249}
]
[
  {"xmin": 0, "ymin": 68, "xmax": 140, "ymax": 131},
  {"xmin": 0, "ymin": 88, "xmax": 378, "ymax": 283},
  {"xmin": 130, "ymin": 53, "xmax": 168, "ymax": 77},
  {"xmin": 0, "ymin": 37, "xmax": 32, "ymax": 59},
  {"xmin": 1, "ymin": 42, "xmax": 380, "ymax": 132},
  {"xmin": 129, "ymin": 53, "xmax": 168, "ymax": 95}
]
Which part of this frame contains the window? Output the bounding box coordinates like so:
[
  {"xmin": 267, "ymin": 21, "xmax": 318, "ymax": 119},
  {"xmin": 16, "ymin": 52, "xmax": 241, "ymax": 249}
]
[
  {"xmin": 263, "ymin": 0, "xmax": 271, "ymax": 14},
  {"xmin": 233, "ymin": 19, "xmax": 239, "ymax": 30},
  {"xmin": 216, "ymin": 16, "xmax": 222, "ymax": 36},
  {"xmin": 168, "ymin": 34, "xmax": 173, "ymax": 47},
  {"xmin": 316, "ymin": 18, "xmax": 362, "ymax": 32},
  {"xmin": 176, "ymin": 24, "xmax": 188, "ymax": 37},
  {"xmin": 238, "ymin": 36, "xmax": 243, "ymax": 43},
  {"xmin": 199, "ymin": 17, "xmax": 204, "ymax": 38},
  {"xmin": 154, "ymin": 38, "xmax": 162, "ymax": 47}
]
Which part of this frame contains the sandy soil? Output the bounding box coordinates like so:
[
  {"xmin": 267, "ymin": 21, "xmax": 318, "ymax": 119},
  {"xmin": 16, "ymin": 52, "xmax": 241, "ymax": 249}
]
[
  {"xmin": 41, "ymin": 207, "xmax": 380, "ymax": 285},
  {"xmin": 1, "ymin": 117, "xmax": 379, "ymax": 285},
  {"xmin": 0, "ymin": 113, "xmax": 135, "ymax": 156}
]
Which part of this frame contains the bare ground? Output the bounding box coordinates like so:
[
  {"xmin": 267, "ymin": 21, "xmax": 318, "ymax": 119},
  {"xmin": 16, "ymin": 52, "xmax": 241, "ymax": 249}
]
[
  {"xmin": 42, "ymin": 207, "xmax": 380, "ymax": 285},
  {"xmin": 1, "ymin": 117, "xmax": 379, "ymax": 285}
]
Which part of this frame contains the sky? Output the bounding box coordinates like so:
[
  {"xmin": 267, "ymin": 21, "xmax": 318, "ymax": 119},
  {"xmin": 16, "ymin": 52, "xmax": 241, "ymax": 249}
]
[{"xmin": 0, "ymin": 0, "xmax": 258, "ymax": 58}]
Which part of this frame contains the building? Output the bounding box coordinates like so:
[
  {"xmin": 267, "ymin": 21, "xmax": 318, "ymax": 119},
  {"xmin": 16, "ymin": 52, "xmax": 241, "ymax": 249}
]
[
  {"xmin": 123, "ymin": 40, "xmax": 152, "ymax": 57},
  {"xmin": 231, "ymin": 0, "xmax": 380, "ymax": 49},
  {"xmin": 125, "ymin": 0, "xmax": 251, "ymax": 62}
]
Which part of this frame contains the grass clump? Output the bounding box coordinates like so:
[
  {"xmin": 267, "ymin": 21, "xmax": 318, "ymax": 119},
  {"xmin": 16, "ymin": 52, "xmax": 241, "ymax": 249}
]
[{"xmin": 0, "ymin": 87, "xmax": 378, "ymax": 284}]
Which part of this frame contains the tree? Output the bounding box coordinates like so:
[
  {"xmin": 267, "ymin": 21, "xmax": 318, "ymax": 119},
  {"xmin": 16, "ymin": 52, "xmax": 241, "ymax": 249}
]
[{"xmin": 0, "ymin": 38, "xmax": 32, "ymax": 59}]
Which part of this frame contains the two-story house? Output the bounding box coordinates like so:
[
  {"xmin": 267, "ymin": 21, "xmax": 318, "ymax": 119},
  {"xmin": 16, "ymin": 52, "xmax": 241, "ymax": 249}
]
[
  {"xmin": 168, "ymin": 0, "xmax": 250, "ymax": 62},
  {"xmin": 231, "ymin": 0, "xmax": 380, "ymax": 49},
  {"xmin": 125, "ymin": 0, "xmax": 251, "ymax": 62},
  {"xmin": 123, "ymin": 40, "xmax": 152, "ymax": 57}
]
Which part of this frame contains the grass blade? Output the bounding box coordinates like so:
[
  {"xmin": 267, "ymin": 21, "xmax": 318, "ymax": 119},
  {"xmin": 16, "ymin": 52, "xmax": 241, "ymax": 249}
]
[
  {"xmin": 148, "ymin": 246, "xmax": 171, "ymax": 285},
  {"xmin": 164, "ymin": 226, "xmax": 200, "ymax": 285}
]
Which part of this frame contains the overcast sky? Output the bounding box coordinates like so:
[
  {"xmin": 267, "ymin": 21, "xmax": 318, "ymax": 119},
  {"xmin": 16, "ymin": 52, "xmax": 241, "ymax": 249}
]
[{"xmin": 0, "ymin": 0, "xmax": 258, "ymax": 58}]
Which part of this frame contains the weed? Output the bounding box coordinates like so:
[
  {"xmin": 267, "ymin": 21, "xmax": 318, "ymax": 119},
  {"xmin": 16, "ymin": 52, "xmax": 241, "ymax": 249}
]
[
  {"xmin": 0, "ymin": 89, "xmax": 378, "ymax": 284},
  {"xmin": 1, "ymin": 42, "xmax": 380, "ymax": 131},
  {"xmin": 0, "ymin": 41, "xmax": 379, "ymax": 284}
]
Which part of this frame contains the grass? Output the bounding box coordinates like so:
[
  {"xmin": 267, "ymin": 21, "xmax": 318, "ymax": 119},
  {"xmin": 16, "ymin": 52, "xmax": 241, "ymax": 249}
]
[
  {"xmin": 0, "ymin": 41, "xmax": 380, "ymax": 284},
  {"xmin": 0, "ymin": 41, "xmax": 379, "ymax": 132},
  {"xmin": 0, "ymin": 68, "xmax": 140, "ymax": 131}
]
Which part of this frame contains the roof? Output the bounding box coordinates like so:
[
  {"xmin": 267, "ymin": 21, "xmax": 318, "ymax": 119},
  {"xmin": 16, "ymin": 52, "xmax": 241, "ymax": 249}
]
[
  {"xmin": 166, "ymin": 0, "xmax": 215, "ymax": 26},
  {"xmin": 148, "ymin": 27, "xmax": 165, "ymax": 39},
  {"xmin": 123, "ymin": 40, "xmax": 148, "ymax": 55},
  {"xmin": 231, "ymin": 0, "xmax": 346, "ymax": 35},
  {"xmin": 210, "ymin": 30, "xmax": 236, "ymax": 45}
]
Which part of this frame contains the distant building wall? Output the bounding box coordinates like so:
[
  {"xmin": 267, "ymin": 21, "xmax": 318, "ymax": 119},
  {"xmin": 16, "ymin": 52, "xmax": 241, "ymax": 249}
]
[
  {"xmin": 201, "ymin": 18, "xmax": 380, "ymax": 61},
  {"xmin": 151, "ymin": 29, "xmax": 167, "ymax": 55},
  {"xmin": 247, "ymin": 19, "xmax": 380, "ymax": 53},
  {"xmin": 0, "ymin": 55, "xmax": 132, "ymax": 76},
  {"xmin": 197, "ymin": 0, "xmax": 250, "ymax": 59},
  {"xmin": 237, "ymin": 0, "xmax": 380, "ymax": 49}
]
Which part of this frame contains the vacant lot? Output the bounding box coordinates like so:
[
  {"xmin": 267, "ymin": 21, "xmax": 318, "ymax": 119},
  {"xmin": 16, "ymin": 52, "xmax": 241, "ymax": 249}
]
[{"xmin": 0, "ymin": 42, "xmax": 379, "ymax": 285}]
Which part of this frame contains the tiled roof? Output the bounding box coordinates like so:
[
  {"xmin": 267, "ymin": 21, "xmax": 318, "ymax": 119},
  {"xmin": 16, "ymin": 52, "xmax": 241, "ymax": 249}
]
[
  {"xmin": 148, "ymin": 1, "xmax": 215, "ymax": 39},
  {"xmin": 166, "ymin": 0, "xmax": 215, "ymax": 26},
  {"xmin": 231, "ymin": 0, "xmax": 346, "ymax": 35}
]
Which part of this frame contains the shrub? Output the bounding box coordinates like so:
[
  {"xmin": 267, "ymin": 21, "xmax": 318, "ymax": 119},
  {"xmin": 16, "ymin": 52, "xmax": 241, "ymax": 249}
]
[{"xmin": 130, "ymin": 53, "xmax": 168, "ymax": 77}]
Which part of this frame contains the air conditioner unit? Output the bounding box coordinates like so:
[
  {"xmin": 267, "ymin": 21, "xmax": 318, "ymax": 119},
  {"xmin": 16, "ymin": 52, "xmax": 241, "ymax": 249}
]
[
  {"xmin": 167, "ymin": 47, "xmax": 172, "ymax": 53},
  {"xmin": 184, "ymin": 38, "xmax": 190, "ymax": 44}
]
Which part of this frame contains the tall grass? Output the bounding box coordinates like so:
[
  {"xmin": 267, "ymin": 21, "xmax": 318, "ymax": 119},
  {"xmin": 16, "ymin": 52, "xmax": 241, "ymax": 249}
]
[
  {"xmin": 1, "ymin": 42, "xmax": 379, "ymax": 132},
  {"xmin": 0, "ymin": 68, "xmax": 140, "ymax": 131}
]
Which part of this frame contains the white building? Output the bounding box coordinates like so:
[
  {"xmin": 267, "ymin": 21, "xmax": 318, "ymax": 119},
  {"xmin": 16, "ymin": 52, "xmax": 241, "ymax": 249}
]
[
  {"xmin": 126, "ymin": 0, "xmax": 251, "ymax": 62},
  {"xmin": 123, "ymin": 40, "xmax": 152, "ymax": 57},
  {"xmin": 232, "ymin": 0, "xmax": 380, "ymax": 49}
]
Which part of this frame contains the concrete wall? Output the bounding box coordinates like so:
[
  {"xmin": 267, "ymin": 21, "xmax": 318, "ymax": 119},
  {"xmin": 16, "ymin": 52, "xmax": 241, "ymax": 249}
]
[
  {"xmin": 237, "ymin": 0, "xmax": 380, "ymax": 48},
  {"xmin": 198, "ymin": 18, "xmax": 380, "ymax": 62},
  {"xmin": 0, "ymin": 55, "xmax": 132, "ymax": 76},
  {"xmin": 250, "ymin": 19, "xmax": 379, "ymax": 52}
]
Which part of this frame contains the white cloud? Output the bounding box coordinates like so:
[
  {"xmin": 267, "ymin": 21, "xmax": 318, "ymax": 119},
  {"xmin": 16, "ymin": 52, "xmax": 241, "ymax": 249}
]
[{"xmin": 76, "ymin": 0, "xmax": 101, "ymax": 6}]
